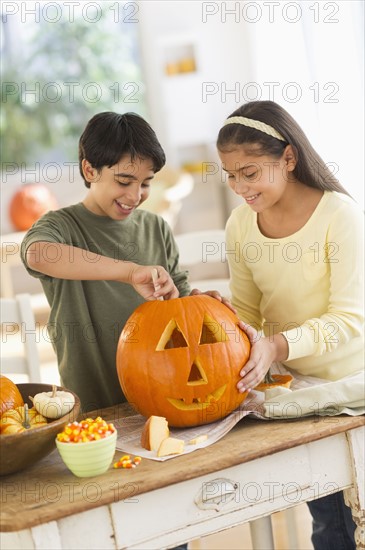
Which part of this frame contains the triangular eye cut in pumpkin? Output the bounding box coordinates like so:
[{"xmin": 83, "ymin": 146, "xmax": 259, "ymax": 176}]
[
  {"xmin": 156, "ymin": 319, "xmax": 188, "ymax": 350},
  {"xmin": 187, "ymin": 361, "xmax": 208, "ymax": 386},
  {"xmin": 199, "ymin": 314, "xmax": 228, "ymax": 345}
]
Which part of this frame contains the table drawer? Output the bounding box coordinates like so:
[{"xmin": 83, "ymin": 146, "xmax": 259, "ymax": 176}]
[{"xmin": 110, "ymin": 433, "xmax": 352, "ymax": 549}]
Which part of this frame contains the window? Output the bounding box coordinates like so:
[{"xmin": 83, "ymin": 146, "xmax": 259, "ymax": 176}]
[{"xmin": 1, "ymin": 1, "xmax": 146, "ymax": 166}]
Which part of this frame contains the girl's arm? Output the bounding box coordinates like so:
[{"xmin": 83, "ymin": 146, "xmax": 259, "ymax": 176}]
[
  {"xmin": 25, "ymin": 241, "xmax": 178, "ymax": 300},
  {"xmin": 281, "ymin": 204, "xmax": 364, "ymax": 362},
  {"xmin": 225, "ymin": 212, "xmax": 271, "ymax": 390}
]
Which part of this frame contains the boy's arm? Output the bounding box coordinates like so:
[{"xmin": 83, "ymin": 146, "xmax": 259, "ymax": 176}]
[{"xmin": 25, "ymin": 241, "xmax": 178, "ymax": 300}]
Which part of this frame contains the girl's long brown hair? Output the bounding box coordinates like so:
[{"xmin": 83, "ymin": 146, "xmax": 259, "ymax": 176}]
[{"xmin": 217, "ymin": 101, "xmax": 350, "ymax": 196}]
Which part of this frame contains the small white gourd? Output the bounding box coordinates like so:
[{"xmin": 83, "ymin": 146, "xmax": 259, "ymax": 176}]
[{"xmin": 30, "ymin": 385, "xmax": 75, "ymax": 419}]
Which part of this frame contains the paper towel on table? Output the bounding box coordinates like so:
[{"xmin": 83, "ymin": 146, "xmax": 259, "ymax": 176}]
[
  {"xmin": 115, "ymin": 363, "xmax": 364, "ymax": 461},
  {"xmin": 263, "ymin": 364, "xmax": 365, "ymax": 418}
]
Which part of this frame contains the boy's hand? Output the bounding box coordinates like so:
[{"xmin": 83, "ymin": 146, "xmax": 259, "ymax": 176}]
[
  {"xmin": 129, "ymin": 265, "xmax": 179, "ymax": 300},
  {"xmin": 190, "ymin": 288, "xmax": 236, "ymax": 314}
]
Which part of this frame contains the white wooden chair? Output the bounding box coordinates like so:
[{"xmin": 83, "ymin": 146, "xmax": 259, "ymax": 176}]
[
  {"xmin": 174, "ymin": 229, "xmax": 231, "ymax": 297},
  {"xmin": 0, "ymin": 231, "xmax": 50, "ymax": 320},
  {"xmin": 0, "ymin": 293, "xmax": 42, "ymax": 382}
]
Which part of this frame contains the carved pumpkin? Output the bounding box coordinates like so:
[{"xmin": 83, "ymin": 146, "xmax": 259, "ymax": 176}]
[
  {"xmin": 0, "ymin": 376, "xmax": 24, "ymax": 416},
  {"xmin": 117, "ymin": 295, "xmax": 251, "ymax": 427},
  {"xmin": 9, "ymin": 183, "xmax": 58, "ymax": 231}
]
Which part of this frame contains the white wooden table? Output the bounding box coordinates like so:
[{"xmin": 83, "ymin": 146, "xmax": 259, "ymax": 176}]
[{"xmin": 1, "ymin": 404, "xmax": 364, "ymax": 550}]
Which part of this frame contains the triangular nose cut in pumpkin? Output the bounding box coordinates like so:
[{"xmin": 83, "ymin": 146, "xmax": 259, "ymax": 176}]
[
  {"xmin": 177, "ymin": 361, "xmax": 210, "ymax": 406},
  {"xmin": 187, "ymin": 362, "xmax": 207, "ymax": 385},
  {"xmin": 116, "ymin": 295, "xmax": 251, "ymax": 427}
]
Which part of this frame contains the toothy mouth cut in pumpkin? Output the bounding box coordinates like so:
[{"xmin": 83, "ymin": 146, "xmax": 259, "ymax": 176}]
[{"xmin": 117, "ymin": 295, "xmax": 251, "ymax": 428}]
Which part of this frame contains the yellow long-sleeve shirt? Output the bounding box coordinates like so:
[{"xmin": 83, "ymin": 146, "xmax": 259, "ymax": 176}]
[{"xmin": 225, "ymin": 191, "xmax": 364, "ymax": 380}]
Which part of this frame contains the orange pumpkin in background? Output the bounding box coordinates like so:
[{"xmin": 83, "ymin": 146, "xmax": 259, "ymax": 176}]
[
  {"xmin": 117, "ymin": 295, "xmax": 251, "ymax": 428},
  {"xmin": 0, "ymin": 375, "xmax": 24, "ymax": 416},
  {"xmin": 9, "ymin": 183, "xmax": 58, "ymax": 231}
]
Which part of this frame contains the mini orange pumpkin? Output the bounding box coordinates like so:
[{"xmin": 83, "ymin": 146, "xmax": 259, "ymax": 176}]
[
  {"xmin": 117, "ymin": 295, "xmax": 251, "ymax": 427},
  {"xmin": 9, "ymin": 183, "xmax": 58, "ymax": 231},
  {"xmin": 0, "ymin": 405, "xmax": 47, "ymax": 435},
  {"xmin": 0, "ymin": 376, "xmax": 24, "ymax": 416}
]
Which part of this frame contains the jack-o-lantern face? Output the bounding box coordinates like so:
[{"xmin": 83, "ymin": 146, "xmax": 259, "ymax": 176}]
[{"xmin": 116, "ymin": 295, "xmax": 250, "ymax": 427}]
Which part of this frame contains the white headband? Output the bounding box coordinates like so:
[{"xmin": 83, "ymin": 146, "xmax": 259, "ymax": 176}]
[{"xmin": 223, "ymin": 116, "xmax": 286, "ymax": 142}]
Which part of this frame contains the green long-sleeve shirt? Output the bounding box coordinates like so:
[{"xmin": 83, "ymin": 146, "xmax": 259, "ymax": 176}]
[{"xmin": 21, "ymin": 203, "xmax": 191, "ymax": 412}]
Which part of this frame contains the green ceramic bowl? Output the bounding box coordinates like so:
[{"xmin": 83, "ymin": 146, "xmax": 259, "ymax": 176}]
[{"xmin": 56, "ymin": 430, "xmax": 117, "ymax": 477}]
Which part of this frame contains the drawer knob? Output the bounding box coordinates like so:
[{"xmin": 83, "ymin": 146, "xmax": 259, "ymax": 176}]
[{"xmin": 194, "ymin": 478, "xmax": 239, "ymax": 511}]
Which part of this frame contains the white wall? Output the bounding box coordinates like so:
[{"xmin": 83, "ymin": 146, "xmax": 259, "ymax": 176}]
[
  {"xmin": 137, "ymin": 0, "xmax": 364, "ymax": 207},
  {"xmin": 137, "ymin": 0, "xmax": 255, "ymax": 166}
]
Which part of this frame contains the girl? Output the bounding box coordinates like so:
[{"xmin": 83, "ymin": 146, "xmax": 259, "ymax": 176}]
[{"xmin": 217, "ymin": 101, "xmax": 364, "ymax": 549}]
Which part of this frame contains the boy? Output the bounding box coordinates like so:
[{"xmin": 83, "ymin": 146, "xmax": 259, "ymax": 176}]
[{"xmin": 21, "ymin": 112, "xmax": 191, "ymax": 412}]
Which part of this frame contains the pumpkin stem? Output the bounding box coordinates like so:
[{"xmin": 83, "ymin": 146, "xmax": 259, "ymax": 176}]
[
  {"xmin": 22, "ymin": 403, "xmax": 31, "ymax": 429},
  {"xmin": 51, "ymin": 385, "xmax": 57, "ymax": 398},
  {"xmin": 264, "ymin": 369, "xmax": 275, "ymax": 384}
]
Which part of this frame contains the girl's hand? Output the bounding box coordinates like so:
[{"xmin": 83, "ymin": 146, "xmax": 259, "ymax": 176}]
[
  {"xmin": 237, "ymin": 322, "xmax": 288, "ymax": 393},
  {"xmin": 129, "ymin": 265, "xmax": 179, "ymax": 300},
  {"xmin": 190, "ymin": 288, "xmax": 236, "ymax": 314}
]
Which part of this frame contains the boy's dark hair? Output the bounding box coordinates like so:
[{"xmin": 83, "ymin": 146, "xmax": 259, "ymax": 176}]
[
  {"xmin": 217, "ymin": 100, "xmax": 350, "ymax": 196},
  {"xmin": 79, "ymin": 112, "xmax": 166, "ymax": 187}
]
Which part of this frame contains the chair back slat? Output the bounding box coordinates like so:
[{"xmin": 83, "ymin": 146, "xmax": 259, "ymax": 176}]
[{"xmin": 1, "ymin": 293, "xmax": 42, "ymax": 382}]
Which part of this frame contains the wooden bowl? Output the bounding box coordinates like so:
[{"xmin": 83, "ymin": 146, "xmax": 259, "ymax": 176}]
[{"xmin": 0, "ymin": 383, "xmax": 81, "ymax": 476}]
